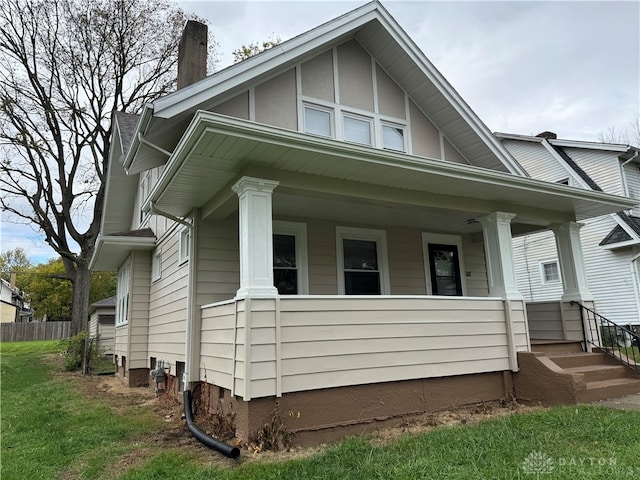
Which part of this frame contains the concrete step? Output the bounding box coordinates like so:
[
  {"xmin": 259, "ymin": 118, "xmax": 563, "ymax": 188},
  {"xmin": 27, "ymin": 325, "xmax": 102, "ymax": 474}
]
[
  {"xmin": 580, "ymin": 378, "xmax": 640, "ymax": 403},
  {"xmin": 530, "ymin": 340, "xmax": 583, "ymax": 355},
  {"xmin": 564, "ymin": 364, "xmax": 630, "ymax": 383},
  {"xmin": 547, "ymin": 352, "xmax": 617, "ymax": 369}
]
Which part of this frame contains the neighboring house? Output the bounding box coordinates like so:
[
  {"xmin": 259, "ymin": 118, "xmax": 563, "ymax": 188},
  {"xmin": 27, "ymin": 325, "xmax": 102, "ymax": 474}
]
[
  {"xmin": 0, "ymin": 277, "xmax": 33, "ymax": 323},
  {"xmin": 90, "ymin": 2, "xmax": 636, "ymax": 443},
  {"xmin": 497, "ymin": 132, "xmax": 640, "ymax": 331},
  {"xmin": 89, "ymin": 296, "xmax": 116, "ymax": 354}
]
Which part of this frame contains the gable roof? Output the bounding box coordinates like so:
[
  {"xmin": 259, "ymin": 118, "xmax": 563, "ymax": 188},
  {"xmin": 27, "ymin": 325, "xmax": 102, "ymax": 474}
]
[
  {"xmin": 547, "ymin": 143, "xmax": 603, "ymax": 191},
  {"xmin": 600, "ymin": 212, "xmax": 640, "ymax": 248},
  {"xmin": 124, "ymin": 0, "xmax": 527, "ymax": 177}
]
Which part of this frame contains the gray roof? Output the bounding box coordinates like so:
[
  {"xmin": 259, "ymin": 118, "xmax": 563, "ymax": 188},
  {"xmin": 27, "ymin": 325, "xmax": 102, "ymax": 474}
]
[
  {"xmin": 90, "ymin": 295, "xmax": 116, "ymax": 308},
  {"xmin": 549, "ymin": 144, "xmax": 603, "ymax": 192},
  {"xmin": 599, "ymin": 212, "xmax": 640, "ymax": 246},
  {"xmin": 106, "ymin": 228, "xmax": 155, "ymax": 238},
  {"xmin": 115, "ymin": 111, "xmax": 140, "ymax": 156}
]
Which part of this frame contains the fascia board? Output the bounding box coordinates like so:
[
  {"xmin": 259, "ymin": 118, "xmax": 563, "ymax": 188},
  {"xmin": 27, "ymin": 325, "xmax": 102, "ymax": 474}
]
[
  {"xmin": 152, "ymin": 4, "xmax": 379, "ymax": 119},
  {"xmin": 372, "ymin": 8, "xmax": 527, "ymax": 177},
  {"xmin": 89, "ymin": 234, "xmax": 156, "ymax": 271},
  {"xmin": 601, "ymin": 239, "xmax": 640, "ymax": 250},
  {"xmin": 145, "ymin": 111, "xmax": 638, "ymax": 215},
  {"xmin": 550, "ymin": 139, "xmax": 630, "ymax": 152},
  {"xmin": 494, "ymin": 132, "xmax": 544, "ymax": 144}
]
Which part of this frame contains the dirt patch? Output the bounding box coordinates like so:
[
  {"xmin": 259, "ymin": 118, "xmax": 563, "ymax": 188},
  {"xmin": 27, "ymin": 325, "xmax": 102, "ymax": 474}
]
[{"xmin": 49, "ymin": 355, "xmax": 538, "ymax": 473}]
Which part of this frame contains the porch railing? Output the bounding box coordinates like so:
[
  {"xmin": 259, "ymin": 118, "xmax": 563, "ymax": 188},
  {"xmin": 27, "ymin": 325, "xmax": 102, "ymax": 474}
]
[{"xmin": 571, "ymin": 301, "xmax": 640, "ymax": 374}]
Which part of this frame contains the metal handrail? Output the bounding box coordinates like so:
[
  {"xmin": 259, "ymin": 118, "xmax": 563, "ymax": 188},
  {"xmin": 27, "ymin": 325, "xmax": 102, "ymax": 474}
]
[{"xmin": 570, "ymin": 301, "xmax": 640, "ymax": 374}]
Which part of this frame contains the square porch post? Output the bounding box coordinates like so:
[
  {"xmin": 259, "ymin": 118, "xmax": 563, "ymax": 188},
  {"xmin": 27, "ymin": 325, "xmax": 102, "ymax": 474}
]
[
  {"xmin": 551, "ymin": 222, "xmax": 594, "ymax": 348},
  {"xmin": 232, "ymin": 176, "xmax": 280, "ymax": 298},
  {"xmin": 478, "ymin": 211, "xmax": 526, "ymax": 370}
]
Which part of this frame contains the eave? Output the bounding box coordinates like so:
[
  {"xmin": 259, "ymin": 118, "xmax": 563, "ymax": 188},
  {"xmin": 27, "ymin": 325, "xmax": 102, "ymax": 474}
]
[
  {"xmin": 144, "ymin": 112, "xmax": 637, "ymax": 226},
  {"xmin": 90, "ymin": 232, "xmax": 156, "ymax": 271}
]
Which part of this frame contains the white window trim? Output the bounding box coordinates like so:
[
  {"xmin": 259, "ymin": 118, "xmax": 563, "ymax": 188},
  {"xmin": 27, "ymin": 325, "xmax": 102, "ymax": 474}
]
[
  {"xmin": 139, "ymin": 172, "xmax": 151, "ymax": 226},
  {"xmin": 540, "ymin": 259, "xmax": 561, "ymax": 284},
  {"xmin": 179, "ymin": 227, "xmax": 191, "ymax": 265},
  {"xmin": 301, "ymin": 102, "xmax": 334, "ymax": 139},
  {"xmin": 151, "ymin": 248, "xmax": 162, "ymax": 282},
  {"xmin": 421, "ymin": 233, "xmax": 467, "ymax": 296},
  {"xmin": 116, "ymin": 257, "xmax": 131, "ymax": 326},
  {"xmin": 336, "ymin": 226, "xmax": 390, "ymax": 295},
  {"xmin": 273, "ymin": 220, "xmax": 309, "ymax": 295}
]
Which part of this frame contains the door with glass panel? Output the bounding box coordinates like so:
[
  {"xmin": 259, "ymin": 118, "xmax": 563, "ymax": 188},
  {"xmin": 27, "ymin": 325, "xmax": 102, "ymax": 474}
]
[{"xmin": 427, "ymin": 243, "xmax": 463, "ymax": 296}]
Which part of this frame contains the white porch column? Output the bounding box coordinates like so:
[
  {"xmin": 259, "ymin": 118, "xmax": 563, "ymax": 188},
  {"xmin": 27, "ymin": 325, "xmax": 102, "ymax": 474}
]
[
  {"xmin": 232, "ymin": 176, "xmax": 279, "ymax": 298},
  {"xmin": 550, "ymin": 222, "xmax": 592, "ymax": 302},
  {"xmin": 478, "ymin": 212, "xmax": 522, "ymax": 300}
]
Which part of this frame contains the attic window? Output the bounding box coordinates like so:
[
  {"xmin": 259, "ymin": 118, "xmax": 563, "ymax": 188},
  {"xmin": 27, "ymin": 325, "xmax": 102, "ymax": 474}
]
[
  {"xmin": 303, "ymin": 104, "xmax": 332, "ymax": 137},
  {"xmin": 343, "ymin": 114, "xmax": 372, "ymax": 146},
  {"xmin": 556, "ymin": 178, "xmax": 570, "ymax": 186},
  {"xmin": 382, "ymin": 123, "xmax": 405, "ymax": 152}
]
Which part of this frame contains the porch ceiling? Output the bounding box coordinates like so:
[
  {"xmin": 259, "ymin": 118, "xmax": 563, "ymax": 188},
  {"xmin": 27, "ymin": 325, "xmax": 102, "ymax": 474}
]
[{"xmin": 144, "ymin": 112, "xmax": 637, "ymax": 226}]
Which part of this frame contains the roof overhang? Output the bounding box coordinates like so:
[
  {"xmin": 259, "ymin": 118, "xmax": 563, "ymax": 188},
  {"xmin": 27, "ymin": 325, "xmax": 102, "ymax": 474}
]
[
  {"xmin": 126, "ymin": 1, "xmax": 526, "ymax": 177},
  {"xmin": 144, "ymin": 112, "xmax": 637, "ymax": 227},
  {"xmin": 90, "ymin": 233, "xmax": 156, "ymax": 271}
]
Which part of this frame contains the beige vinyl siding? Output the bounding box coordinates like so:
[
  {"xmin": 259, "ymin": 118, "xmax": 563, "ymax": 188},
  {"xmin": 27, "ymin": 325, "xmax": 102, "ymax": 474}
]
[
  {"xmin": 255, "ymin": 69, "xmax": 297, "ymax": 130},
  {"xmin": 526, "ymin": 301, "xmax": 564, "ymax": 340},
  {"xmin": 375, "ymin": 64, "xmax": 405, "ymax": 119},
  {"xmin": 561, "ymin": 301, "xmax": 588, "ymax": 341},
  {"xmin": 564, "ymin": 147, "xmax": 625, "ymax": 196},
  {"xmin": 510, "ymin": 300, "xmax": 529, "ymax": 351},
  {"xmin": 501, "ymin": 140, "xmax": 571, "ymax": 184},
  {"xmin": 306, "ymin": 220, "xmax": 338, "ymax": 295},
  {"xmin": 211, "ymin": 92, "xmax": 249, "ymax": 120},
  {"xmin": 129, "ymin": 250, "xmax": 151, "ymax": 369},
  {"xmin": 148, "ymin": 228, "xmax": 189, "ymax": 368},
  {"xmin": 200, "ymin": 296, "xmax": 516, "ymax": 399},
  {"xmin": 115, "ymin": 324, "xmax": 128, "ymax": 366},
  {"xmin": 409, "ymin": 100, "xmax": 441, "ymax": 159},
  {"xmin": 200, "ymin": 300, "xmax": 236, "ymax": 390},
  {"xmin": 387, "ymin": 227, "xmax": 425, "ymax": 294},
  {"xmin": 462, "ymin": 237, "xmax": 489, "ymax": 296},
  {"xmin": 196, "ymin": 216, "xmax": 240, "ymax": 306},
  {"xmin": 301, "ymin": 50, "xmax": 334, "ymax": 102}
]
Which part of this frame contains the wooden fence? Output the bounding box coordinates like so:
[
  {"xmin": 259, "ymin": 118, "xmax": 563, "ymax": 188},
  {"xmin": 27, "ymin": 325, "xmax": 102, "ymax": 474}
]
[{"xmin": 1, "ymin": 322, "xmax": 72, "ymax": 342}]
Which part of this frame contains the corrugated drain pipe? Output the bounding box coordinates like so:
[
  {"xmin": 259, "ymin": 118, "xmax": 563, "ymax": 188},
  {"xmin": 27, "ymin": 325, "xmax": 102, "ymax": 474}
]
[{"xmin": 183, "ymin": 390, "xmax": 240, "ymax": 458}]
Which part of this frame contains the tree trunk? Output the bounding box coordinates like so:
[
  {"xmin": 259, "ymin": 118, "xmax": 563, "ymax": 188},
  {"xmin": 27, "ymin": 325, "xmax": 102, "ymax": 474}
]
[{"xmin": 71, "ymin": 263, "xmax": 92, "ymax": 335}]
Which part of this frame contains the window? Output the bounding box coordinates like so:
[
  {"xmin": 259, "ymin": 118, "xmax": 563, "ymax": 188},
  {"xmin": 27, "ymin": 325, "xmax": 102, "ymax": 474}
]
[
  {"xmin": 343, "ymin": 114, "xmax": 372, "ymax": 145},
  {"xmin": 273, "ymin": 221, "xmax": 308, "ymax": 294},
  {"xmin": 556, "ymin": 178, "xmax": 570, "ymax": 186},
  {"xmin": 179, "ymin": 227, "xmax": 191, "ymax": 264},
  {"xmin": 303, "ymin": 104, "xmax": 332, "ymax": 137},
  {"xmin": 382, "ymin": 123, "xmax": 405, "ymax": 152},
  {"xmin": 541, "ymin": 260, "xmax": 560, "ymax": 283},
  {"xmin": 151, "ymin": 249, "xmax": 162, "ymax": 282},
  {"xmin": 116, "ymin": 259, "xmax": 131, "ymax": 325},
  {"xmin": 139, "ymin": 172, "xmax": 150, "ymax": 224},
  {"xmin": 336, "ymin": 227, "xmax": 390, "ymax": 295}
]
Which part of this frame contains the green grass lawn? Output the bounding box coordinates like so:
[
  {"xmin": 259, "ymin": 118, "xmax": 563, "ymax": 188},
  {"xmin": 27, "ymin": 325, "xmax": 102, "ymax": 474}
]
[{"xmin": 2, "ymin": 341, "xmax": 639, "ymax": 479}]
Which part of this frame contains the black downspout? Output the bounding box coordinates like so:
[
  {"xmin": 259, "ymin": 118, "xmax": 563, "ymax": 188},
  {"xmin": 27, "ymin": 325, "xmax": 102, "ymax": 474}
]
[{"xmin": 183, "ymin": 390, "xmax": 240, "ymax": 458}]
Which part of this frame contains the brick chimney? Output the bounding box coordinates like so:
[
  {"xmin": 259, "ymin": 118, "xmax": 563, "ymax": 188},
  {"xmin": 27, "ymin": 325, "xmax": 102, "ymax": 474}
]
[
  {"xmin": 536, "ymin": 131, "xmax": 557, "ymax": 140},
  {"xmin": 9, "ymin": 272, "xmax": 17, "ymax": 289},
  {"xmin": 177, "ymin": 20, "xmax": 208, "ymax": 89}
]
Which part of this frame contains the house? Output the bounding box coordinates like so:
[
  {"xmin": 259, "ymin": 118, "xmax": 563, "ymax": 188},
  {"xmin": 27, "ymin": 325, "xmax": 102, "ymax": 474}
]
[
  {"xmin": 90, "ymin": 1, "xmax": 637, "ymax": 444},
  {"xmin": 496, "ymin": 132, "xmax": 640, "ymax": 331},
  {"xmin": 0, "ymin": 276, "xmax": 33, "ymax": 323},
  {"xmin": 89, "ymin": 296, "xmax": 116, "ymax": 355}
]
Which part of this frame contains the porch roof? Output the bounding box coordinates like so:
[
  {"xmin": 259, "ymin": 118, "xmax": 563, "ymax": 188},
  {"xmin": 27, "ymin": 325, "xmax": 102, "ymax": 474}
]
[{"xmin": 143, "ymin": 112, "xmax": 636, "ymax": 228}]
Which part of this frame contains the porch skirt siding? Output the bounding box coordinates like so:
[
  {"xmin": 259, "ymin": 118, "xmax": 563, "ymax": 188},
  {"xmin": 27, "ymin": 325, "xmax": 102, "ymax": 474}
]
[{"xmin": 200, "ymin": 296, "xmax": 523, "ymax": 400}]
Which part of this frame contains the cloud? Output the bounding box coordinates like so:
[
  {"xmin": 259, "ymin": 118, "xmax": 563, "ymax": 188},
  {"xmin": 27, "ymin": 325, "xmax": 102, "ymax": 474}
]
[{"xmin": 0, "ymin": 220, "xmax": 57, "ymax": 265}]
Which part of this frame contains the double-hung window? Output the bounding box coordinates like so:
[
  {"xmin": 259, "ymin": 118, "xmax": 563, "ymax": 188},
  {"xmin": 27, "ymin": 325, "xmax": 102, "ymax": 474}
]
[
  {"xmin": 382, "ymin": 123, "xmax": 405, "ymax": 152},
  {"xmin": 273, "ymin": 221, "xmax": 308, "ymax": 294},
  {"xmin": 541, "ymin": 260, "xmax": 560, "ymax": 284},
  {"xmin": 336, "ymin": 227, "xmax": 390, "ymax": 295},
  {"xmin": 179, "ymin": 227, "xmax": 191, "ymax": 265},
  {"xmin": 116, "ymin": 259, "xmax": 131, "ymax": 326},
  {"xmin": 342, "ymin": 114, "xmax": 372, "ymax": 146}
]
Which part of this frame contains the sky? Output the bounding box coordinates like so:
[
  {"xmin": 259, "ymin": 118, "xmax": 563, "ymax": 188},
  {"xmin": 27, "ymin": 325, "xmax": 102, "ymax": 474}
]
[{"xmin": 1, "ymin": 0, "xmax": 639, "ymax": 265}]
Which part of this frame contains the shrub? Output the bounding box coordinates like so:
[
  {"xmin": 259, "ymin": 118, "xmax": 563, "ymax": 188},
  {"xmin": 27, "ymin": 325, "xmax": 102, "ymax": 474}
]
[{"xmin": 59, "ymin": 332, "xmax": 89, "ymax": 371}]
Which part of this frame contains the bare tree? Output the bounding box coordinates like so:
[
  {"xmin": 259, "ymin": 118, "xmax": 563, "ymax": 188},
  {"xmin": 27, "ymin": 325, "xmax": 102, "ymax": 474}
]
[
  {"xmin": 598, "ymin": 117, "xmax": 640, "ymax": 147},
  {"xmin": 0, "ymin": 0, "xmax": 211, "ymax": 333}
]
